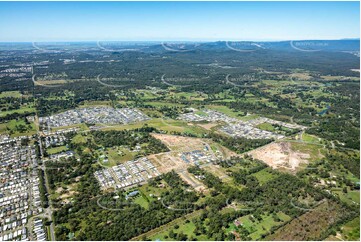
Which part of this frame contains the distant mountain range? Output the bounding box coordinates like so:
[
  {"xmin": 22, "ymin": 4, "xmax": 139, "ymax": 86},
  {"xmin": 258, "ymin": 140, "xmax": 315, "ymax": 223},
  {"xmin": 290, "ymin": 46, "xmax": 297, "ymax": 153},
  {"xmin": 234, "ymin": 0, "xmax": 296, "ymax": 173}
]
[
  {"xmin": 0, "ymin": 39, "xmax": 359, "ymax": 53},
  {"xmin": 153, "ymin": 39, "xmax": 360, "ymax": 52}
]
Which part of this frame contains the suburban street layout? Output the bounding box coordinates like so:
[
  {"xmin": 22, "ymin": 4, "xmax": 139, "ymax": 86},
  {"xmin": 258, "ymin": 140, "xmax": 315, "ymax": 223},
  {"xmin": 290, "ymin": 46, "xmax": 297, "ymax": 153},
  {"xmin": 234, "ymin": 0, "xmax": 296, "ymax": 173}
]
[
  {"xmin": 0, "ymin": 1, "xmax": 360, "ymax": 241},
  {"xmin": 39, "ymin": 107, "xmax": 149, "ymax": 131},
  {"xmin": 0, "ymin": 135, "xmax": 45, "ymax": 241},
  {"xmin": 179, "ymin": 109, "xmax": 306, "ymax": 140}
]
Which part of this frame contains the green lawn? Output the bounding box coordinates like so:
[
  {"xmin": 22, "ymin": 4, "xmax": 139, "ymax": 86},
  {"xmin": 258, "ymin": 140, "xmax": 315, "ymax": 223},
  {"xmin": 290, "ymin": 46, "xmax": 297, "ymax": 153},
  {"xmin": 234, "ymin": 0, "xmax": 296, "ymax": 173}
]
[
  {"xmin": 195, "ymin": 110, "xmax": 207, "ymax": 116},
  {"xmin": 230, "ymin": 212, "xmax": 291, "ymax": 240},
  {"xmin": 47, "ymin": 145, "xmax": 68, "ymax": 155},
  {"xmin": 139, "ymin": 183, "xmax": 168, "ymax": 202},
  {"xmin": 252, "ymin": 168, "xmax": 278, "ymax": 185},
  {"xmin": 290, "ymin": 142, "xmax": 324, "ymax": 162},
  {"xmin": 206, "ymin": 105, "xmax": 245, "ymax": 118},
  {"xmin": 138, "ymin": 90, "xmax": 158, "ymax": 100},
  {"xmin": 302, "ymin": 133, "xmax": 321, "ymax": 143},
  {"xmin": 341, "ymin": 217, "xmax": 360, "ymax": 241},
  {"xmin": 78, "ymin": 100, "xmax": 112, "ymax": 107},
  {"xmin": 0, "ymin": 119, "xmax": 36, "ymax": 137},
  {"xmin": 104, "ymin": 146, "xmax": 136, "ymax": 165},
  {"xmin": 238, "ymin": 114, "xmax": 260, "ymax": 121},
  {"xmin": 144, "ymin": 101, "xmax": 186, "ymax": 107},
  {"xmin": 52, "ymin": 123, "xmax": 88, "ymax": 131},
  {"xmin": 256, "ymin": 122, "xmax": 275, "ymax": 132},
  {"xmin": 0, "ymin": 107, "xmax": 36, "ymax": 117},
  {"xmin": 133, "ymin": 195, "xmax": 149, "ymax": 209},
  {"xmin": 71, "ymin": 133, "xmax": 89, "ymax": 144},
  {"xmin": 0, "ymin": 91, "xmax": 22, "ymax": 98},
  {"xmin": 171, "ymin": 91, "xmax": 206, "ymax": 101},
  {"xmin": 333, "ymin": 190, "xmax": 360, "ymax": 205},
  {"xmin": 149, "ymin": 219, "xmax": 209, "ymax": 241},
  {"xmin": 347, "ymin": 191, "xmax": 360, "ymax": 203},
  {"xmin": 101, "ymin": 118, "xmax": 209, "ymax": 137}
]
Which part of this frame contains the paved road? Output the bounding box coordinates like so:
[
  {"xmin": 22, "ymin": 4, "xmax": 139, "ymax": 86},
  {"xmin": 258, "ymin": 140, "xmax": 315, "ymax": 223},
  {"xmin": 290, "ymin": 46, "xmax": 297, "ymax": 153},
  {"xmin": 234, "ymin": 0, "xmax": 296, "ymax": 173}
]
[
  {"xmin": 40, "ymin": 161, "xmax": 55, "ymax": 241},
  {"xmin": 161, "ymin": 74, "xmax": 190, "ymax": 87},
  {"xmin": 97, "ymin": 74, "xmax": 125, "ymax": 88},
  {"xmin": 36, "ymin": 115, "xmax": 56, "ymax": 241}
]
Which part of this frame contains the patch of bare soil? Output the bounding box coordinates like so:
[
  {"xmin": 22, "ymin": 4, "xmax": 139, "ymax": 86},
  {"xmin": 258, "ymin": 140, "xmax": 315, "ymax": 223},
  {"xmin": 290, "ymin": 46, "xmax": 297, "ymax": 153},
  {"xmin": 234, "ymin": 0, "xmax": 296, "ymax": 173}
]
[
  {"xmin": 289, "ymin": 72, "xmax": 313, "ymax": 81},
  {"xmin": 178, "ymin": 171, "xmax": 207, "ymax": 192},
  {"xmin": 57, "ymin": 183, "xmax": 78, "ymax": 201},
  {"xmin": 248, "ymin": 142, "xmax": 310, "ymax": 171},
  {"xmin": 197, "ymin": 122, "xmax": 218, "ymax": 130},
  {"xmin": 151, "ymin": 133, "xmax": 204, "ymax": 150}
]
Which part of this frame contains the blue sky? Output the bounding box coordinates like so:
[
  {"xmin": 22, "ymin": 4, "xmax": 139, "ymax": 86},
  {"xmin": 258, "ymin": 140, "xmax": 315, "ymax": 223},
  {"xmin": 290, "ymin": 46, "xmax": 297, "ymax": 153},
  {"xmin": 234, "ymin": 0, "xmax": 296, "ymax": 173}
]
[{"xmin": 0, "ymin": 1, "xmax": 359, "ymax": 41}]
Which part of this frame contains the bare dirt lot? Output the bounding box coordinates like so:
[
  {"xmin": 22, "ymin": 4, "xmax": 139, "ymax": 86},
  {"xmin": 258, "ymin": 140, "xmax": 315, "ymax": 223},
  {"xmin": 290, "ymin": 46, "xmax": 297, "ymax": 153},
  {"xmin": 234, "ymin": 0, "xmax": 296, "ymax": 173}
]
[
  {"xmin": 151, "ymin": 133, "xmax": 237, "ymax": 159},
  {"xmin": 289, "ymin": 72, "xmax": 313, "ymax": 80},
  {"xmin": 148, "ymin": 153, "xmax": 207, "ymax": 191},
  {"xmin": 149, "ymin": 134, "xmax": 237, "ymax": 190},
  {"xmin": 202, "ymin": 164, "xmax": 231, "ymax": 182},
  {"xmin": 178, "ymin": 171, "xmax": 207, "ymax": 192},
  {"xmin": 148, "ymin": 153, "xmax": 186, "ymax": 173},
  {"xmin": 248, "ymin": 142, "xmax": 311, "ymax": 171},
  {"xmin": 196, "ymin": 122, "xmax": 219, "ymax": 130},
  {"xmin": 151, "ymin": 133, "xmax": 206, "ymax": 150},
  {"xmin": 56, "ymin": 183, "xmax": 78, "ymax": 203}
]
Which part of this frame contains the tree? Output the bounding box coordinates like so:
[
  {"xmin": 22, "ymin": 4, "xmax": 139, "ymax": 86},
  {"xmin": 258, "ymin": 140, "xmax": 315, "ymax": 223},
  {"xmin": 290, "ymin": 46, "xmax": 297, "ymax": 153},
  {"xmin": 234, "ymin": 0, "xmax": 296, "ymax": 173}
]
[
  {"xmin": 343, "ymin": 187, "xmax": 348, "ymax": 193},
  {"xmin": 169, "ymin": 230, "xmax": 176, "ymax": 239}
]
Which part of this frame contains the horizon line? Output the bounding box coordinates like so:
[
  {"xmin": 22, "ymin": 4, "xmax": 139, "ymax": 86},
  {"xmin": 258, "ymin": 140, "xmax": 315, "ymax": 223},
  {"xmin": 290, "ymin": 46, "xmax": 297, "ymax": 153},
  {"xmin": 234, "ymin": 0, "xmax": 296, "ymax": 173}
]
[{"xmin": 0, "ymin": 38, "xmax": 360, "ymax": 43}]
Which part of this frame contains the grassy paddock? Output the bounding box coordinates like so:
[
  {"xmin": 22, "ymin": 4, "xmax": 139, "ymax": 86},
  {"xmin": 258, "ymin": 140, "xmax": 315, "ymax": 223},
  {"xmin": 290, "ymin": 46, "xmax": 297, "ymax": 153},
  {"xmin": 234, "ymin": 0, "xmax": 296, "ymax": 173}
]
[
  {"xmin": 0, "ymin": 107, "xmax": 36, "ymax": 117},
  {"xmin": 47, "ymin": 145, "xmax": 68, "ymax": 155},
  {"xmin": 0, "ymin": 91, "xmax": 22, "ymax": 98}
]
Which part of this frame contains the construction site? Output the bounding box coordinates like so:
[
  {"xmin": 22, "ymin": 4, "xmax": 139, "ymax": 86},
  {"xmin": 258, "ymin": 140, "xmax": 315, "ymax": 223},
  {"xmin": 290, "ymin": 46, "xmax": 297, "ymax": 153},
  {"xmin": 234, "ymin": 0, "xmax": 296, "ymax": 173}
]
[{"xmin": 95, "ymin": 134, "xmax": 238, "ymax": 192}]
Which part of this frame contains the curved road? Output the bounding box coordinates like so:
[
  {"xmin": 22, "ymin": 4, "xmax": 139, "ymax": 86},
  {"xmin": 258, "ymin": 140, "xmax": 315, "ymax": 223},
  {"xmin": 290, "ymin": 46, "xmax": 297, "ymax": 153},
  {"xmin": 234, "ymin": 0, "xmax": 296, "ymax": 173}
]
[
  {"xmin": 161, "ymin": 74, "xmax": 191, "ymax": 87},
  {"xmin": 96, "ymin": 74, "xmax": 126, "ymax": 88}
]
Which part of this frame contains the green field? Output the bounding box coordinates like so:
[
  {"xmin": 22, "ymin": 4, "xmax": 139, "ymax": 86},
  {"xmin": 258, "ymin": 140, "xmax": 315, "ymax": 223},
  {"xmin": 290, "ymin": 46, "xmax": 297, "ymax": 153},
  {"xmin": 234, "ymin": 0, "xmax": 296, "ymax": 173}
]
[
  {"xmin": 290, "ymin": 142, "xmax": 325, "ymax": 162},
  {"xmin": 100, "ymin": 146, "xmax": 137, "ymax": 166},
  {"xmin": 252, "ymin": 168, "xmax": 278, "ymax": 185},
  {"xmin": 256, "ymin": 122, "xmax": 275, "ymax": 132},
  {"xmin": 229, "ymin": 212, "xmax": 291, "ymax": 240},
  {"xmin": 0, "ymin": 106, "xmax": 36, "ymax": 117},
  {"xmin": 171, "ymin": 91, "xmax": 206, "ymax": 101},
  {"xmin": 333, "ymin": 189, "xmax": 360, "ymax": 205},
  {"xmin": 133, "ymin": 194, "xmax": 150, "ymax": 209},
  {"xmin": 138, "ymin": 183, "xmax": 168, "ymax": 202},
  {"xmin": 195, "ymin": 110, "xmax": 207, "ymax": 116},
  {"xmin": 206, "ymin": 105, "xmax": 245, "ymax": 118},
  {"xmin": 78, "ymin": 100, "xmax": 112, "ymax": 107},
  {"xmin": 71, "ymin": 133, "xmax": 89, "ymax": 144},
  {"xmin": 0, "ymin": 119, "xmax": 36, "ymax": 137},
  {"xmin": 101, "ymin": 118, "xmax": 209, "ymax": 137},
  {"xmin": 52, "ymin": 123, "xmax": 89, "ymax": 132},
  {"xmin": 148, "ymin": 212, "xmax": 209, "ymax": 241},
  {"xmin": 302, "ymin": 133, "xmax": 321, "ymax": 143},
  {"xmin": 0, "ymin": 91, "xmax": 22, "ymax": 98},
  {"xmin": 341, "ymin": 217, "xmax": 360, "ymax": 241},
  {"xmin": 47, "ymin": 145, "xmax": 68, "ymax": 155},
  {"xmin": 144, "ymin": 101, "xmax": 186, "ymax": 108}
]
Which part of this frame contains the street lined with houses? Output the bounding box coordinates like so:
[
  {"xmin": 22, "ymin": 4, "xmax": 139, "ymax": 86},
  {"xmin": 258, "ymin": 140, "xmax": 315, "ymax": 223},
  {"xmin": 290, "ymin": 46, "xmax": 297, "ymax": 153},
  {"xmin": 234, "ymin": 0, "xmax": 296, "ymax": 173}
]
[
  {"xmin": 0, "ymin": 135, "xmax": 46, "ymax": 241},
  {"xmin": 95, "ymin": 157, "xmax": 161, "ymax": 189},
  {"xmin": 179, "ymin": 109, "xmax": 306, "ymax": 140},
  {"xmin": 39, "ymin": 107, "xmax": 149, "ymax": 130}
]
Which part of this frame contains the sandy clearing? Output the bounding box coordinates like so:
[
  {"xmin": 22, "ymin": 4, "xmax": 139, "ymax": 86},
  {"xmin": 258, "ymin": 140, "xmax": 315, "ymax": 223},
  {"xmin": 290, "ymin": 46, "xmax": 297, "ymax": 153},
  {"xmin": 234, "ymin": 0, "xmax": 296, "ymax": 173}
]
[
  {"xmin": 197, "ymin": 122, "xmax": 219, "ymax": 130},
  {"xmin": 248, "ymin": 142, "xmax": 310, "ymax": 171}
]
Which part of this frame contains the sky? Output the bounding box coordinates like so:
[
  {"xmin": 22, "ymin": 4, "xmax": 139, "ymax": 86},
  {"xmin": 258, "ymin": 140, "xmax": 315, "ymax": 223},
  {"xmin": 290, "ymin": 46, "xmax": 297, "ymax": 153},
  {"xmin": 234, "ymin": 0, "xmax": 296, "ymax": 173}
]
[{"xmin": 0, "ymin": 1, "xmax": 359, "ymax": 42}]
